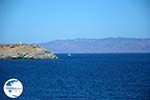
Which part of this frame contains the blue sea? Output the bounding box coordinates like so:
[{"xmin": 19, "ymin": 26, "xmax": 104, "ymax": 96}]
[{"xmin": 0, "ymin": 53, "xmax": 150, "ymax": 100}]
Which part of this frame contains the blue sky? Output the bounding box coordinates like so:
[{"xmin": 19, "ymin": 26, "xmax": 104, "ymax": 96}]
[{"xmin": 0, "ymin": 0, "xmax": 149, "ymax": 43}]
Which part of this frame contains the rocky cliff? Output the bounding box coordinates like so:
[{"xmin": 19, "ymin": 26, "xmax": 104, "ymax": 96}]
[{"xmin": 0, "ymin": 44, "xmax": 57, "ymax": 59}]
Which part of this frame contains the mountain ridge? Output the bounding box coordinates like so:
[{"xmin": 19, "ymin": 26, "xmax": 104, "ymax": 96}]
[{"xmin": 37, "ymin": 38, "xmax": 150, "ymax": 53}]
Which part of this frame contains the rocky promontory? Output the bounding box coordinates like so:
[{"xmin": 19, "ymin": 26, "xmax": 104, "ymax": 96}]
[{"xmin": 0, "ymin": 44, "xmax": 58, "ymax": 59}]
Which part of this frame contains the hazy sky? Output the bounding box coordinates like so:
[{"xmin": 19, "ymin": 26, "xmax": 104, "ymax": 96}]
[{"xmin": 0, "ymin": 0, "xmax": 149, "ymax": 43}]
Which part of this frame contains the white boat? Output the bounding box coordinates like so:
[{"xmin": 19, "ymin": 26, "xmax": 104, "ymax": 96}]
[{"xmin": 68, "ymin": 53, "xmax": 71, "ymax": 56}]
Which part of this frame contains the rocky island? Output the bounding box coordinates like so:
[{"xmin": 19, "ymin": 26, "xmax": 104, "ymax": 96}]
[{"xmin": 0, "ymin": 44, "xmax": 58, "ymax": 59}]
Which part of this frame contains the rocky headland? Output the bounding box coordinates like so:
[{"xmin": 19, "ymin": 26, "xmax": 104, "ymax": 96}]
[{"xmin": 0, "ymin": 44, "xmax": 58, "ymax": 59}]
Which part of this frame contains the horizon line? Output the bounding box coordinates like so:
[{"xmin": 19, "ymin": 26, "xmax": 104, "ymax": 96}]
[{"xmin": 1, "ymin": 37, "xmax": 150, "ymax": 44}]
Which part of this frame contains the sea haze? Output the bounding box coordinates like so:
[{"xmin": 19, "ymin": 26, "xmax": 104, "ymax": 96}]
[
  {"xmin": 38, "ymin": 38, "xmax": 150, "ymax": 53},
  {"xmin": 0, "ymin": 53, "xmax": 150, "ymax": 100}
]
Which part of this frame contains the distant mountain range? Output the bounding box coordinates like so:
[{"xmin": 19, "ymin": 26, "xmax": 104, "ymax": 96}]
[{"xmin": 38, "ymin": 38, "xmax": 150, "ymax": 53}]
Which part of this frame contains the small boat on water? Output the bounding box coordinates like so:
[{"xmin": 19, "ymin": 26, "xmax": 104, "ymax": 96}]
[{"xmin": 68, "ymin": 53, "xmax": 71, "ymax": 56}]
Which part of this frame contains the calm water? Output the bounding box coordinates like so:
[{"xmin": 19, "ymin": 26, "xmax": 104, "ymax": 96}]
[{"xmin": 0, "ymin": 53, "xmax": 150, "ymax": 100}]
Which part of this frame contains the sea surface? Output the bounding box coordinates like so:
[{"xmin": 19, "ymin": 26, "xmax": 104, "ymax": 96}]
[{"xmin": 0, "ymin": 53, "xmax": 150, "ymax": 100}]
